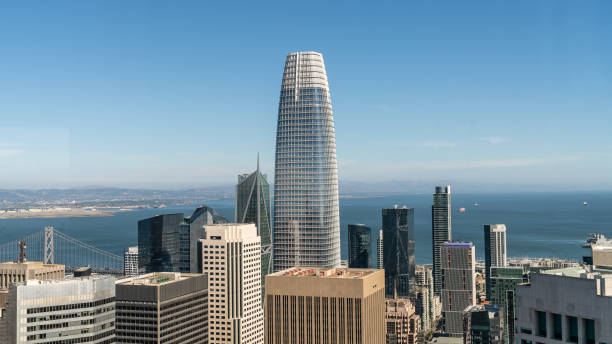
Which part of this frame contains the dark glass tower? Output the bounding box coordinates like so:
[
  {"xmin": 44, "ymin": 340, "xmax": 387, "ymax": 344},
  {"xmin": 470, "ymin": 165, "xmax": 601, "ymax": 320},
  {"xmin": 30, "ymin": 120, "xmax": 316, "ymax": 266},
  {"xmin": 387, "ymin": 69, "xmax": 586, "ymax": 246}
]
[
  {"xmin": 236, "ymin": 156, "xmax": 272, "ymax": 300},
  {"xmin": 273, "ymin": 51, "xmax": 340, "ymax": 271},
  {"xmin": 138, "ymin": 207, "xmax": 227, "ymax": 274},
  {"xmin": 348, "ymin": 224, "xmax": 371, "ymax": 268},
  {"xmin": 382, "ymin": 206, "xmax": 415, "ymax": 299},
  {"xmin": 432, "ymin": 185, "xmax": 451, "ymax": 296}
]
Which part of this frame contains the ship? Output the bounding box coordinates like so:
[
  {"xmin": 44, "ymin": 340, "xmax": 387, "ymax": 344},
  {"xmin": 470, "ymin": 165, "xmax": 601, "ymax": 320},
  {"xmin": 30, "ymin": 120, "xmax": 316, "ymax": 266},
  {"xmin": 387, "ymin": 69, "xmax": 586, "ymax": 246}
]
[
  {"xmin": 458, "ymin": 208, "xmax": 466, "ymax": 213},
  {"xmin": 583, "ymin": 201, "xmax": 589, "ymax": 206}
]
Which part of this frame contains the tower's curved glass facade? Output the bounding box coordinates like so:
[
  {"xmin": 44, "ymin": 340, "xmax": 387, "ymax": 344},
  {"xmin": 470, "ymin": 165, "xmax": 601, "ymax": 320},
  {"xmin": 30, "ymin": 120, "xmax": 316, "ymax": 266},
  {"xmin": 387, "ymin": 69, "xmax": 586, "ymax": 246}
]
[{"xmin": 273, "ymin": 51, "xmax": 340, "ymax": 271}]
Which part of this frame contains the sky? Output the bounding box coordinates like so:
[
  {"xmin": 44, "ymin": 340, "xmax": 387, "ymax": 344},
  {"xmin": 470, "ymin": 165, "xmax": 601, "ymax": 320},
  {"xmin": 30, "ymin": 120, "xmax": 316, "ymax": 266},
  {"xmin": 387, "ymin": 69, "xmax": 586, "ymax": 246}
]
[{"xmin": 1, "ymin": 1, "xmax": 611, "ymax": 191}]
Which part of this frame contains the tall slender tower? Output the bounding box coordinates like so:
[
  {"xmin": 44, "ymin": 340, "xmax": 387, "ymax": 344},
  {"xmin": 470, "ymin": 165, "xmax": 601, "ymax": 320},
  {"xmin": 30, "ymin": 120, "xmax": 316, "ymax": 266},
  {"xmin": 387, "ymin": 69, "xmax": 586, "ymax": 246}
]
[
  {"xmin": 432, "ymin": 185, "xmax": 451, "ymax": 296},
  {"xmin": 273, "ymin": 51, "xmax": 340, "ymax": 271},
  {"xmin": 236, "ymin": 155, "xmax": 272, "ymax": 300},
  {"xmin": 382, "ymin": 206, "xmax": 415, "ymax": 299},
  {"xmin": 377, "ymin": 229, "xmax": 384, "ymax": 270},
  {"xmin": 441, "ymin": 242, "xmax": 476, "ymax": 337},
  {"xmin": 484, "ymin": 224, "xmax": 507, "ymax": 300}
]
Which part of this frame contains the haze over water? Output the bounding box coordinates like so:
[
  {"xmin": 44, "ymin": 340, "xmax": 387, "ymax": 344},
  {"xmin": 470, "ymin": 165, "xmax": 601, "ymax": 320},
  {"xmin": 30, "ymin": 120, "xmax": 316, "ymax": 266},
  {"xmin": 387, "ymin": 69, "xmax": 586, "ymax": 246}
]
[{"xmin": 1, "ymin": 192, "xmax": 610, "ymax": 265}]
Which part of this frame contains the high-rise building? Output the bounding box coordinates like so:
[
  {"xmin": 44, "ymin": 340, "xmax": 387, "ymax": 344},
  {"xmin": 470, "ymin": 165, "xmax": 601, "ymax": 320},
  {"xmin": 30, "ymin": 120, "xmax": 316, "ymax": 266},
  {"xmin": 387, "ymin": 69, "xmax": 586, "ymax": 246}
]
[
  {"xmin": 0, "ymin": 274, "xmax": 116, "ymax": 343},
  {"xmin": 199, "ymin": 223, "xmax": 264, "ymax": 344},
  {"xmin": 265, "ymin": 267, "xmax": 385, "ymax": 344},
  {"xmin": 115, "ymin": 272, "xmax": 209, "ymax": 343},
  {"xmin": 463, "ymin": 305, "xmax": 504, "ymax": 344},
  {"xmin": 236, "ymin": 157, "xmax": 272, "ymax": 301},
  {"xmin": 433, "ymin": 185, "xmax": 452, "ymax": 296},
  {"xmin": 489, "ymin": 266, "xmax": 527, "ymax": 344},
  {"xmin": 516, "ymin": 266, "xmax": 612, "ymax": 344},
  {"xmin": 442, "ymin": 242, "xmax": 476, "ymax": 337},
  {"xmin": 273, "ymin": 51, "xmax": 340, "ymax": 271},
  {"xmin": 123, "ymin": 246, "xmax": 138, "ymax": 276},
  {"xmin": 382, "ymin": 206, "xmax": 415, "ymax": 298},
  {"xmin": 385, "ymin": 298, "xmax": 422, "ymax": 344},
  {"xmin": 484, "ymin": 224, "xmax": 507, "ymax": 300},
  {"xmin": 416, "ymin": 265, "xmax": 436, "ymax": 332},
  {"xmin": 378, "ymin": 229, "xmax": 384, "ymax": 270},
  {"xmin": 0, "ymin": 261, "xmax": 65, "ymax": 290},
  {"xmin": 138, "ymin": 206, "xmax": 227, "ymax": 273},
  {"xmin": 348, "ymin": 224, "xmax": 371, "ymax": 268}
]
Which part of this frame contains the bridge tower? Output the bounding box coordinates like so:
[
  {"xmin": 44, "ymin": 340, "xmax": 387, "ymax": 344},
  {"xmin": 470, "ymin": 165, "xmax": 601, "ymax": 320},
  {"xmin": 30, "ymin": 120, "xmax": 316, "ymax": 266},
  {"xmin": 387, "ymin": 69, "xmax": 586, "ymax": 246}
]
[{"xmin": 44, "ymin": 226, "xmax": 54, "ymax": 264}]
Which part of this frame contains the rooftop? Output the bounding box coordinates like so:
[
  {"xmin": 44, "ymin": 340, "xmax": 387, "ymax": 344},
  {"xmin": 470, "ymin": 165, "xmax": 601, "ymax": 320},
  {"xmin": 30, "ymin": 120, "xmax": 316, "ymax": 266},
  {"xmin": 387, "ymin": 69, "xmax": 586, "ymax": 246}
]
[
  {"xmin": 117, "ymin": 272, "xmax": 199, "ymax": 286},
  {"xmin": 0, "ymin": 261, "xmax": 64, "ymax": 268},
  {"xmin": 542, "ymin": 265, "xmax": 612, "ymax": 278},
  {"xmin": 270, "ymin": 267, "xmax": 379, "ymax": 279},
  {"xmin": 443, "ymin": 242, "xmax": 473, "ymax": 248}
]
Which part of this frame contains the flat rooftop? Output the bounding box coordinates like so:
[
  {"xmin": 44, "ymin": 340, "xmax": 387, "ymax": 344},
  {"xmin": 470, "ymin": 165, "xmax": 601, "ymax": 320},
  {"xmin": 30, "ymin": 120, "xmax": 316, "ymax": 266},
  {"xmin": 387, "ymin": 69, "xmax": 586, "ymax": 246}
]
[
  {"xmin": 0, "ymin": 261, "xmax": 64, "ymax": 268},
  {"xmin": 542, "ymin": 266, "xmax": 612, "ymax": 278},
  {"xmin": 270, "ymin": 267, "xmax": 379, "ymax": 279},
  {"xmin": 117, "ymin": 272, "xmax": 199, "ymax": 286}
]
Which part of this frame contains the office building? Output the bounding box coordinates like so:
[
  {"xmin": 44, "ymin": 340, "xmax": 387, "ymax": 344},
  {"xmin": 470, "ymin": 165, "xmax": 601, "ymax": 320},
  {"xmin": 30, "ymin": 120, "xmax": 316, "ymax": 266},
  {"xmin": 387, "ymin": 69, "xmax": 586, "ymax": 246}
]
[
  {"xmin": 385, "ymin": 298, "xmax": 421, "ymax": 344},
  {"xmin": 123, "ymin": 246, "xmax": 138, "ymax": 276},
  {"xmin": 591, "ymin": 241, "xmax": 612, "ymax": 268},
  {"xmin": 138, "ymin": 206, "xmax": 227, "ymax": 273},
  {"xmin": 348, "ymin": 224, "xmax": 371, "ymax": 268},
  {"xmin": 199, "ymin": 223, "xmax": 264, "ymax": 344},
  {"xmin": 416, "ymin": 265, "xmax": 436, "ymax": 332},
  {"xmin": 0, "ymin": 260, "xmax": 65, "ymax": 290},
  {"xmin": 433, "ymin": 186, "xmax": 452, "ymax": 296},
  {"xmin": 516, "ymin": 266, "xmax": 612, "ymax": 344},
  {"xmin": 383, "ymin": 206, "xmax": 415, "ymax": 298},
  {"xmin": 442, "ymin": 242, "xmax": 476, "ymax": 337},
  {"xmin": 265, "ymin": 267, "xmax": 385, "ymax": 344},
  {"xmin": 463, "ymin": 305, "xmax": 503, "ymax": 344},
  {"xmin": 0, "ymin": 274, "xmax": 115, "ymax": 343},
  {"xmin": 236, "ymin": 158, "xmax": 272, "ymax": 301},
  {"xmin": 489, "ymin": 266, "xmax": 527, "ymax": 344},
  {"xmin": 378, "ymin": 229, "xmax": 384, "ymax": 270},
  {"xmin": 273, "ymin": 51, "xmax": 341, "ymax": 271},
  {"xmin": 484, "ymin": 224, "xmax": 507, "ymax": 300},
  {"xmin": 115, "ymin": 272, "xmax": 208, "ymax": 343}
]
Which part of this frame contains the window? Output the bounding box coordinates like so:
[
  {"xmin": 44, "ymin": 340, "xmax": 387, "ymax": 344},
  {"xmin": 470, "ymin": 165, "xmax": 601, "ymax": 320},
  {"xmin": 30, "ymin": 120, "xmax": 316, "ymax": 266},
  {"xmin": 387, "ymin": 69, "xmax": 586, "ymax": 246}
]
[
  {"xmin": 521, "ymin": 328, "xmax": 533, "ymax": 335},
  {"xmin": 552, "ymin": 313, "xmax": 562, "ymax": 340},
  {"xmin": 583, "ymin": 318, "xmax": 595, "ymax": 344},
  {"xmin": 567, "ymin": 316, "xmax": 578, "ymax": 343},
  {"xmin": 536, "ymin": 311, "xmax": 547, "ymax": 337}
]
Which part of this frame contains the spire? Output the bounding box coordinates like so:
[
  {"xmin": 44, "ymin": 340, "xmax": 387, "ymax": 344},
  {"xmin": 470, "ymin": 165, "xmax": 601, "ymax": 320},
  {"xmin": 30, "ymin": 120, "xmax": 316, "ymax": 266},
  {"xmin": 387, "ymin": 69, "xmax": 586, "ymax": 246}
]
[{"xmin": 256, "ymin": 152, "xmax": 260, "ymax": 172}]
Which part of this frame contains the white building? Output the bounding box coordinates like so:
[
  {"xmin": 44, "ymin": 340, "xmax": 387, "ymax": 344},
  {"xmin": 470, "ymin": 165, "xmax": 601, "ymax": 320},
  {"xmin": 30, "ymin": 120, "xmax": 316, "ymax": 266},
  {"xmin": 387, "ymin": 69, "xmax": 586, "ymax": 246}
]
[
  {"xmin": 0, "ymin": 274, "xmax": 116, "ymax": 343},
  {"xmin": 441, "ymin": 242, "xmax": 476, "ymax": 337},
  {"xmin": 485, "ymin": 224, "xmax": 507, "ymax": 300},
  {"xmin": 516, "ymin": 266, "xmax": 612, "ymax": 344},
  {"xmin": 123, "ymin": 246, "xmax": 138, "ymax": 276},
  {"xmin": 199, "ymin": 223, "xmax": 264, "ymax": 344}
]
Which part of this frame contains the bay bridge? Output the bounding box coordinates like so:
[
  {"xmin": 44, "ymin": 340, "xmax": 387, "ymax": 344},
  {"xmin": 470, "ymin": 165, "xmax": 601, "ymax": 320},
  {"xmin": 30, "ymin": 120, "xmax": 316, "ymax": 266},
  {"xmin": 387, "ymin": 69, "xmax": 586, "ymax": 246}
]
[{"xmin": 0, "ymin": 226, "xmax": 124, "ymax": 275}]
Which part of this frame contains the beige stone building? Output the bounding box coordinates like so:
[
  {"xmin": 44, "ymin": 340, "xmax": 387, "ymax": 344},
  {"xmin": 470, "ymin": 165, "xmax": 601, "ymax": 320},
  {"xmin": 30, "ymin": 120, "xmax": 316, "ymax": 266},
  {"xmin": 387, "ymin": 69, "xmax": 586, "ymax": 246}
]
[
  {"xmin": 265, "ymin": 267, "xmax": 385, "ymax": 344},
  {"xmin": 385, "ymin": 298, "xmax": 422, "ymax": 344},
  {"xmin": 0, "ymin": 261, "xmax": 65, "ymax": 289}
]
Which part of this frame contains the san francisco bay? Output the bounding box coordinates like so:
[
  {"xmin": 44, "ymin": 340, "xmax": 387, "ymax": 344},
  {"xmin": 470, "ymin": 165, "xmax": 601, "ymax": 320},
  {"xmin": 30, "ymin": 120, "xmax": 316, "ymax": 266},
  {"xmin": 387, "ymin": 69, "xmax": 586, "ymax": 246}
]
[{"xmin": 1, "ymin": 192, "xmax": 610, "ymax": 265}]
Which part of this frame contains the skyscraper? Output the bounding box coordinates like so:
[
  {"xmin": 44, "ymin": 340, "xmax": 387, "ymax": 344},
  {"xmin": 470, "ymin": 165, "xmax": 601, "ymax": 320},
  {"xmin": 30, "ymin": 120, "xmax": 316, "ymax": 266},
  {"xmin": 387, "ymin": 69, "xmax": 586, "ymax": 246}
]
[
  {"xmin": 384, "ymin": 298, "xmax": 421, "ymax": 344},
  {"xmin": 484, "ymin": 224, "xmax": 507, "ymax": 300},
  {"xmin": 432, "ymin": 185, "xmax": 452, "ymax": 296},
  {"xmin": 265, "ymin": 267, "xmax": 385, "ymax": 344},
  {"xmin": 115, "ymin": 272, "xmax": 209, "ymax": 343},
  {"xmin": 199, "ymin": 223, "xmax": 264, "ymax": 344},
  {"xmin": 123, "ymin": 246, "xmax": 138, "ymax": 276},
  {"xmin": 273, "ymin": 51, "xmax": 340, "ymax": 271},
  {"xmin": 382, "ymin": 206, "xmax": 415, "ymax": 299},
  {"xmin": 236, "ymin": 156, "xmax": 272, "ymax": 299},
  {"xmin": 489, "ymin": 266, "xmax": 526, "ymax": 344},
  {"xmin": 463, "ymin": 305, "xmax": 504, "ymax": 344},
  {"xmin": 441, "ymin": 242, "xmax": 476, "ymax": 337},
  {"xmin": 348, "ymin": 224, "xmax": 371, "ymax": 268},
  {"xmin": 377, "ymin": 229, "xmax": 384, "ymax": 270}
]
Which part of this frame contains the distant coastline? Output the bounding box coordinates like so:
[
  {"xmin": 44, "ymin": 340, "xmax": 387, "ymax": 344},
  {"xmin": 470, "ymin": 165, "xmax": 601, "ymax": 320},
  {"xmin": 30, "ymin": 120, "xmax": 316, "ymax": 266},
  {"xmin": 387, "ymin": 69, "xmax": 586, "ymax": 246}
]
[{"xmin": 0, "ymin": 208, "xmax": 129, "ymax": 219}]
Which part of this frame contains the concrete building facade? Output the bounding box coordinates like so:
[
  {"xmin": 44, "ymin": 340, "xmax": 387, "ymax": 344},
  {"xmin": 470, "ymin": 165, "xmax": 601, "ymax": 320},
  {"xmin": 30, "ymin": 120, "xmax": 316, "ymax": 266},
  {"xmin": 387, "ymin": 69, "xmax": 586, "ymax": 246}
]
[
  {"xmin": 385, "ymin": 298, "xmax": 421, "ymax": 344},
  {"xmin": 516, "ymin": 267, "xmax": 612, "ymax": 344},
  {"xmin": 0, "ymin": 261, "xmax": 65, "ymax": 290},
  {"xmin": 265, "ymin": 267, "xmax": 385, "ymax": 344},
  {"xmin": 1, "ymin": 274, "xmax": 116, "ymax": 344},
  {"xmin": 115, "ymin": 272, "xmax": 209, "ymax": 343},
  {"xmin": 123, "ymin": 246, "xmax": 138, "ymax": 276},
  {"xmin": 199, "ymin": 223, "xmax": 264, "ymax": 344},
  {"xmin": 442, "ymin": 242, "xmax": 476, "ymax": 337}
]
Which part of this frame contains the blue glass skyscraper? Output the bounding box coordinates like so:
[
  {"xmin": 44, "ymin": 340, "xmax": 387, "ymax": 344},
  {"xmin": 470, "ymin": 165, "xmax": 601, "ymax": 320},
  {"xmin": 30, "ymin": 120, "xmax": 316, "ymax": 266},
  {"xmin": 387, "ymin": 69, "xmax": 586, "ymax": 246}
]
[{"xmin": 273, "ymin": 51, "xmax": 340, "ymax": 271}]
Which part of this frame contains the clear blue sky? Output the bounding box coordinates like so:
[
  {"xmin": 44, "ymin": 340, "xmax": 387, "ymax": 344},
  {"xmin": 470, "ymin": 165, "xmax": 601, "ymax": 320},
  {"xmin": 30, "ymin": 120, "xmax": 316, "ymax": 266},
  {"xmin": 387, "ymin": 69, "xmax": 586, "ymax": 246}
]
[{"xmin": 1, "ymin": 1, "xmax": 611, "ymax": 191}]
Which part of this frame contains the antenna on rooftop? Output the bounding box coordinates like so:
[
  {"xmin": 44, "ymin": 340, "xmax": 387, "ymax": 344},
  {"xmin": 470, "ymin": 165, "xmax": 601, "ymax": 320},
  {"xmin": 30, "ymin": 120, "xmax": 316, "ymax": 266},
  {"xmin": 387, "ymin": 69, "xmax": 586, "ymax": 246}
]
[{"xmin": 18, "ymin": 240, "xmax": 27, "ymax": 263}]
